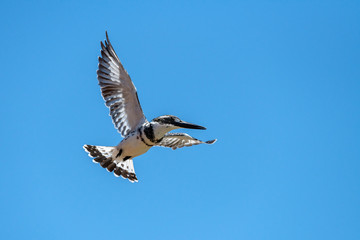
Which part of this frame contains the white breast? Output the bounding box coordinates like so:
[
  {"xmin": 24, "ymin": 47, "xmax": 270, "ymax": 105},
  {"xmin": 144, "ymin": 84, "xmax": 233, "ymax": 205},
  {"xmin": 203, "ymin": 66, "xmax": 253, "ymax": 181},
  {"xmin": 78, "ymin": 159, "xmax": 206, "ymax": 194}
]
[{"xmin": 116, "ymin": 132, "xmax": 151, "ymax": 159}]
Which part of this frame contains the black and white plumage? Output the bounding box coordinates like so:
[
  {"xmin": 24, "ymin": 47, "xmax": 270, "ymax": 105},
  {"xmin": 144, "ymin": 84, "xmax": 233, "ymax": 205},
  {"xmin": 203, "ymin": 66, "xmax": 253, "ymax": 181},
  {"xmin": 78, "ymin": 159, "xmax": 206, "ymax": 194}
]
[
  {"xmin": 84, "ymin": 32, "xmax": 216, "ymax": 183},
  {"xmin": 158, "ymin": 133, "xmax": 217, "ymax": 150},
  {"xmin": 97, "ymin": 34, "xmax": 146, "ymax": 137}
]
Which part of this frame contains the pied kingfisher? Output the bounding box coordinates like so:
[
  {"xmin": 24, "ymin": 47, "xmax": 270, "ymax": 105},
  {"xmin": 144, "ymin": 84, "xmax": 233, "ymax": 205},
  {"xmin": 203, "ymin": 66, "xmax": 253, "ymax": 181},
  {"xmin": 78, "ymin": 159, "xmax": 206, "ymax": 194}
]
[{"xmin": 84, "ymin": 32, "xmax": 216, "ymax": 182}]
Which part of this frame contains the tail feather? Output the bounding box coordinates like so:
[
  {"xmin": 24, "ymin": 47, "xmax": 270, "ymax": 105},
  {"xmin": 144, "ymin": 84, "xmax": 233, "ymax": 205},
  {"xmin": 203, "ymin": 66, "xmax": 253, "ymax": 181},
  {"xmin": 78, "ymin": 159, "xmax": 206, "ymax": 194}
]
[
  {"xmin": 100, "ymin": 158, "xmax": 113, "ymax": 168},
  {"xmin": 83, "ymin": 144, "xmax": 138, "ymax": 183},
  {"xmin": 106, "ymin": 162, "xmax": 116, "ymax": 172},
  {"xmin": 114, "ymin": 160, "xmax": 138, "ymax": 182}
]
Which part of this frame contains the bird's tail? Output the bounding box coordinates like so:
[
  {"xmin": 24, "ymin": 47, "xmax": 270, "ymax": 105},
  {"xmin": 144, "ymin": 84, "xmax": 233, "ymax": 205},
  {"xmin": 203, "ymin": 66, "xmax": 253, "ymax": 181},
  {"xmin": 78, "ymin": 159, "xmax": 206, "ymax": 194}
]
[{"xmin": 83, "ymin": 144, "xmax": 138, "ymax": 182}]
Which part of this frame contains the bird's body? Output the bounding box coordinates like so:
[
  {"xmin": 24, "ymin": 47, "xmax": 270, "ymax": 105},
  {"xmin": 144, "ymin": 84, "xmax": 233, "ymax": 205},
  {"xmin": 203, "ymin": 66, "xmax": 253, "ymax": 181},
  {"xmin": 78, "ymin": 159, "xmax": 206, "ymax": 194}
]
[
  {"xmin": 84, "ymin": 32, "xmax": 216, "ymax": 182},
  {"xmin": 116, "ymin": 129, "xmax": 150, "ymax": 160}
]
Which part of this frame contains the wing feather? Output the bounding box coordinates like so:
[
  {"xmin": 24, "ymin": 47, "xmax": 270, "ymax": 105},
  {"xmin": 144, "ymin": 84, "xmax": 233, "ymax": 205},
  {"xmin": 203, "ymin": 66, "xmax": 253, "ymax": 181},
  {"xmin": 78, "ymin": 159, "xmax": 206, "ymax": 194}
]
[
  {"xmin": 97, "ymin": 32, "xmax": 146, "ymax": 137},
  {"xmin": 156, "ymin": 133, "xmax": 217, "ymax": 150}
]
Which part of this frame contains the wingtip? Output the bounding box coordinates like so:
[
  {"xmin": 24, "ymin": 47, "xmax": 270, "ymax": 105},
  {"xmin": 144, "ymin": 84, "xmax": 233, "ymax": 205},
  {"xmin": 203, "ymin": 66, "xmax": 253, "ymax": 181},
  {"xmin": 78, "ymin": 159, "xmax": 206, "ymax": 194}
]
[
  {"xmin": 205, "ymin": 139, "xmax": 217, "ymax": 144},
  {"xmin": 100, "ymin": 40, "xmax": 105, "ymax": 48},
  {"xmin": 105, "ymin": 31, "xmax": 110, "ymax": 44}
]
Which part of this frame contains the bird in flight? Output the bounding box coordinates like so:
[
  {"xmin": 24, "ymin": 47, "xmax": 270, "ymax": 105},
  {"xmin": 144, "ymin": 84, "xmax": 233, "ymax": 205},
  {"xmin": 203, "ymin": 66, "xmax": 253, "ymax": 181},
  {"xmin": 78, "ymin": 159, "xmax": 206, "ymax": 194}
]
[{"xmin": 84, "ymin": 32, "xmax": 216, "ymax": 182}]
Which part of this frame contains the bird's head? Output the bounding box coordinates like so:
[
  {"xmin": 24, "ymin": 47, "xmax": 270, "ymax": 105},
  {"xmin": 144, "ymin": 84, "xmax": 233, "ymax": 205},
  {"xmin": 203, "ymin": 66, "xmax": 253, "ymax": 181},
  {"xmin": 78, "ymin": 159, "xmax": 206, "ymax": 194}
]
[{"xmin": 152, "ymin": 115, "xmax": 206, "ymax": 130}]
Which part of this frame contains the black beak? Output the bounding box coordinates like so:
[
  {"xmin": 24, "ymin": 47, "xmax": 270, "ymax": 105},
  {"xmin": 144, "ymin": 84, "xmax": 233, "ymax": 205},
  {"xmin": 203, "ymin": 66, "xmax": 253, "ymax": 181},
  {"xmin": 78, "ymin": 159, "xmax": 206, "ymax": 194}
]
[{"xmin": 175, "ymin": 121, "xmax": 206, "ymax": 130}]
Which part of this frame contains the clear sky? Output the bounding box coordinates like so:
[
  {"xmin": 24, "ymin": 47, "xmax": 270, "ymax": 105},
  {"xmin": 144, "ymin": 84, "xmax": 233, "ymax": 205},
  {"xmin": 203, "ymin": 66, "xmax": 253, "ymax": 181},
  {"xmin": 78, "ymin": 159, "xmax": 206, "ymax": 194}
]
[{"xmin": 1, "ymin": 0, "xmax": 359, "ymax": 239}]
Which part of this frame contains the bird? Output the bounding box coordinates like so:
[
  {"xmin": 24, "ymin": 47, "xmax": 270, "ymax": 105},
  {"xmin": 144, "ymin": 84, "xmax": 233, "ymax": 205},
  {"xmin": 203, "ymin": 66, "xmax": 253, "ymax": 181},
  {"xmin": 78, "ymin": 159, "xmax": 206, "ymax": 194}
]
[{"xmin": 83, "ymin": 32, "xmax": 216, "ymax": 182}]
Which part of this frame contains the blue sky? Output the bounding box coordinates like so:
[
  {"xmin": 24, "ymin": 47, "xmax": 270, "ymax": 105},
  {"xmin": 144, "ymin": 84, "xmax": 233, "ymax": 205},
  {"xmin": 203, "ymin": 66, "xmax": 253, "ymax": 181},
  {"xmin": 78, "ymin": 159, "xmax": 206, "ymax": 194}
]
[{"xmin": 1, "ymin": 0, "xmax": 359, "ymax": 239}]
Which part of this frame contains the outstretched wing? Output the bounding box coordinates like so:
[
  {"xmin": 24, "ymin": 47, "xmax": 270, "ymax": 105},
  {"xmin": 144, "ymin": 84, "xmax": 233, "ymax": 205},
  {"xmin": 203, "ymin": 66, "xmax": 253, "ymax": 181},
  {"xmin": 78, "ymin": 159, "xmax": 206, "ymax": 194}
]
[
  {"xmin": 97, "ymin": 32, "xmax": 146, "ymax": 137},
  {"xmin": 156, "ymin": 133, "xmax": 217, "ymax": 150}
]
